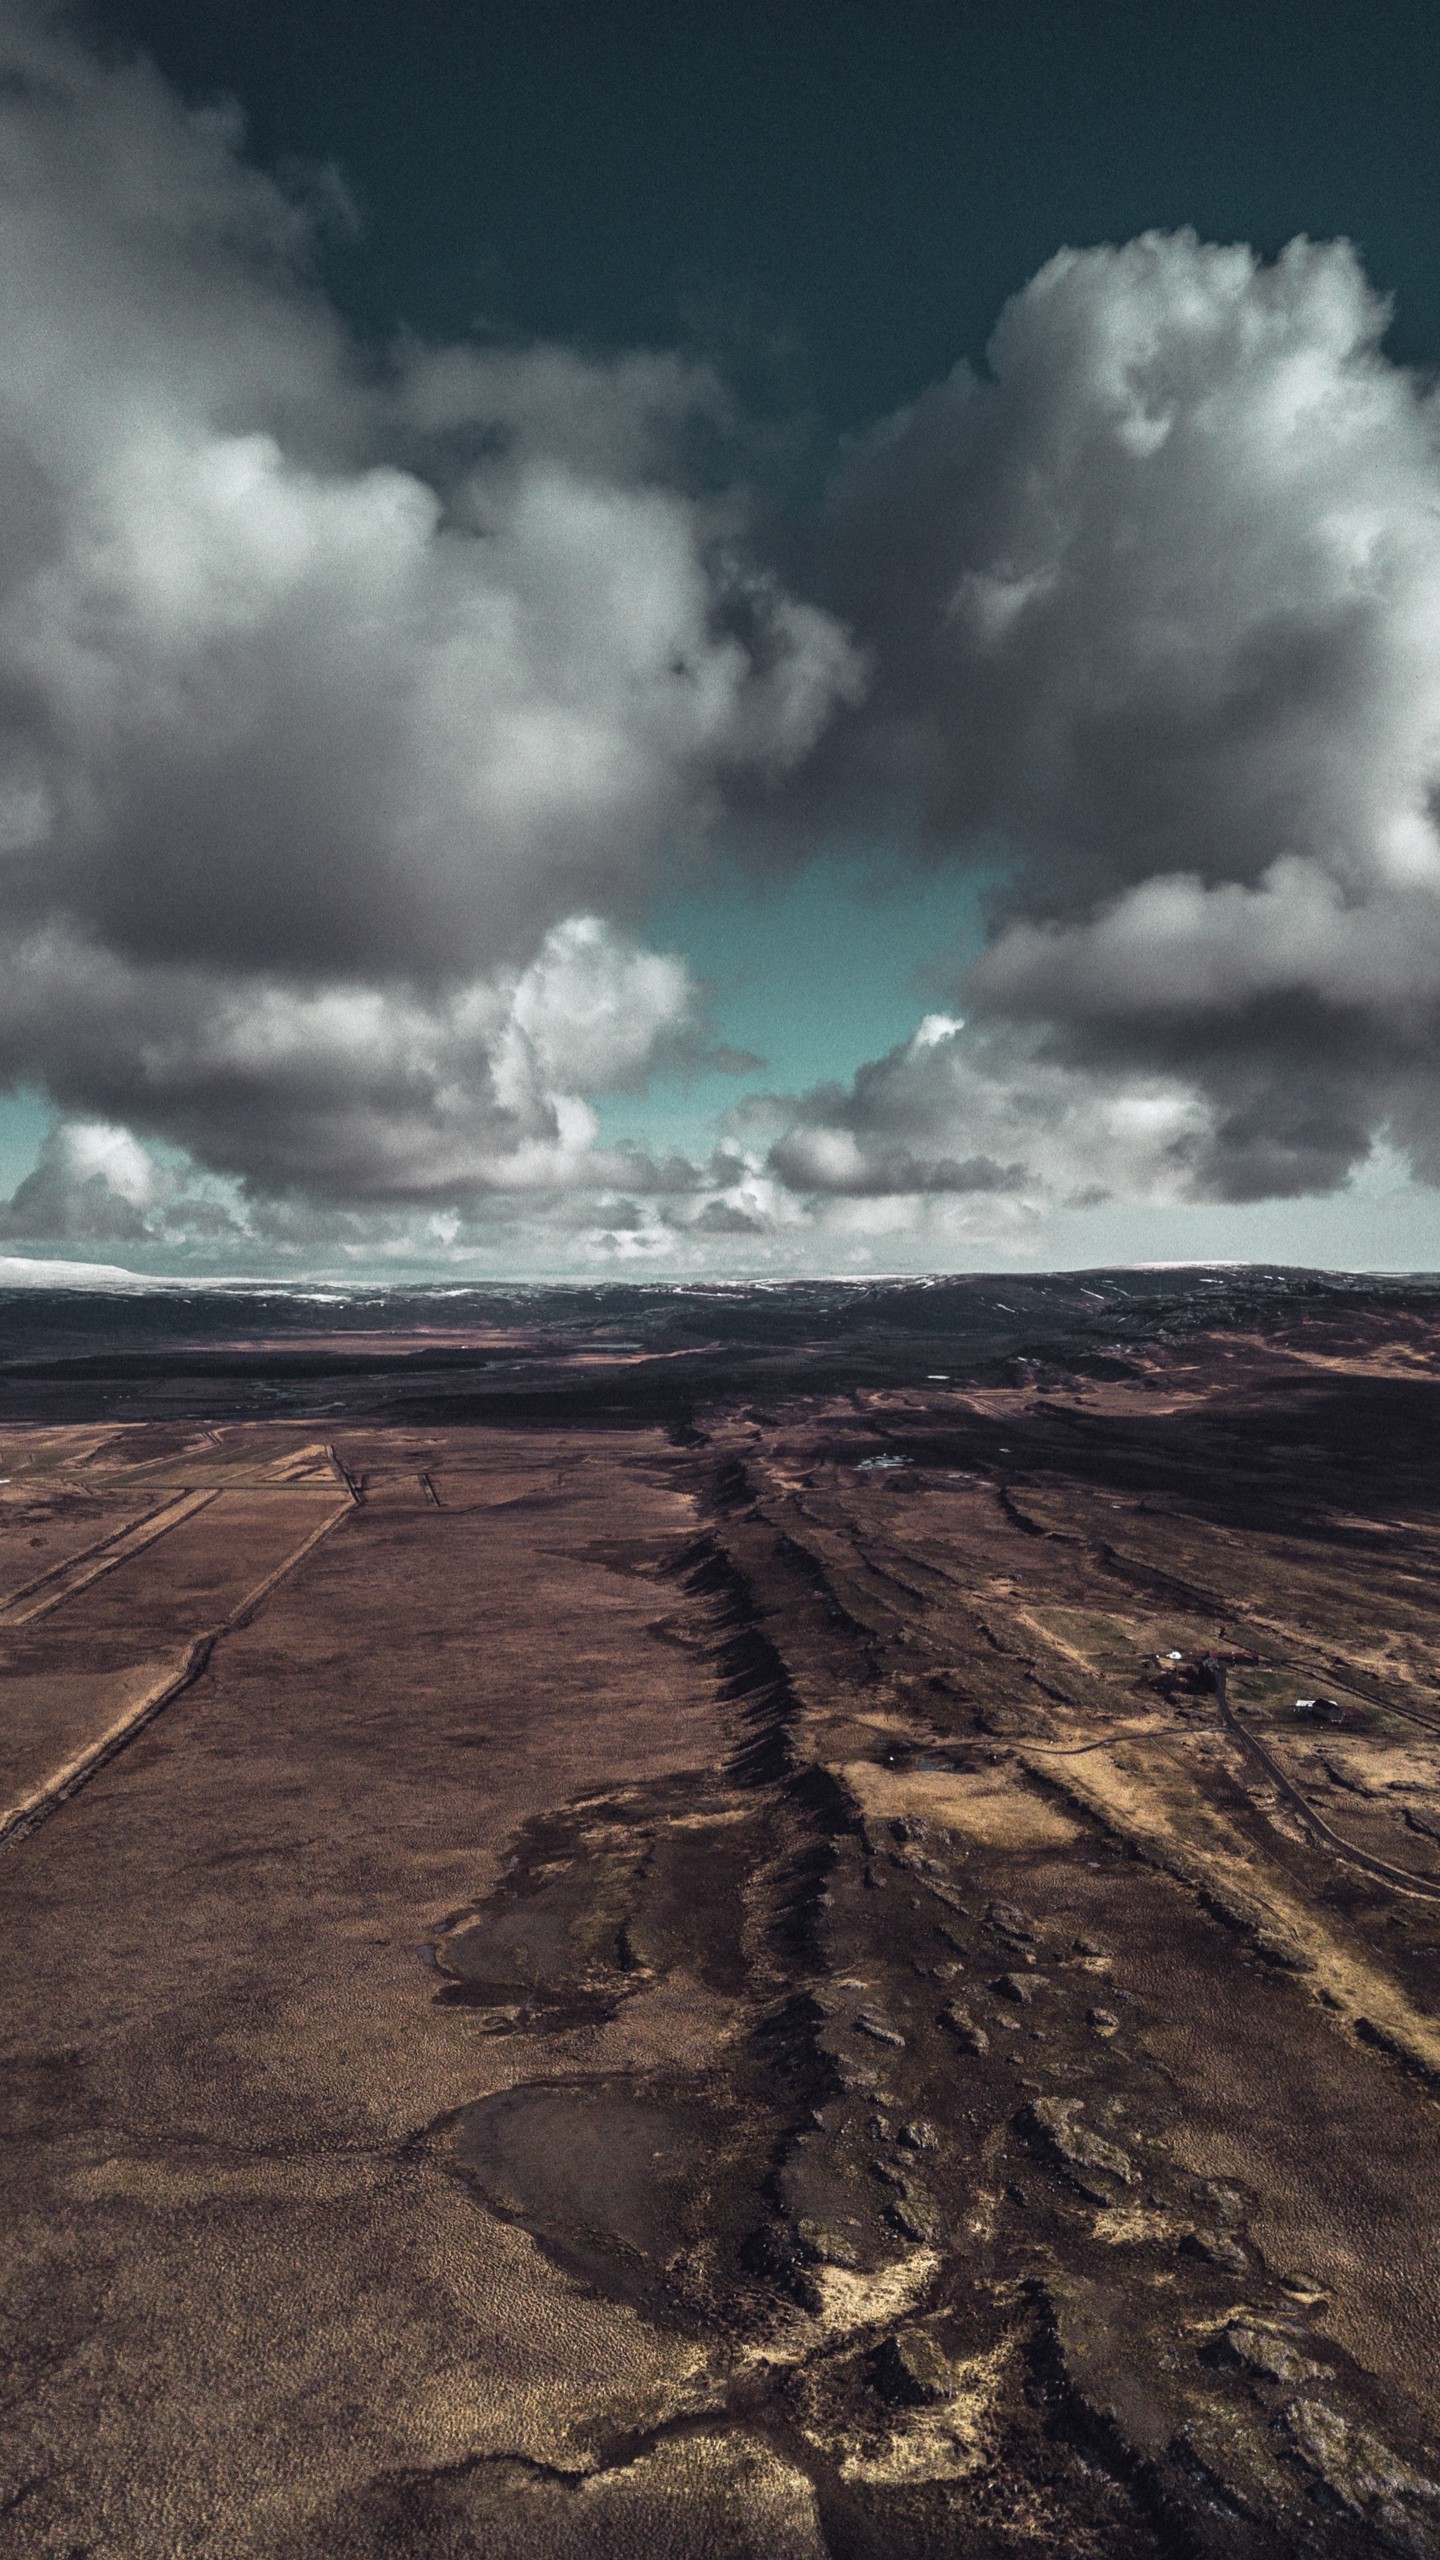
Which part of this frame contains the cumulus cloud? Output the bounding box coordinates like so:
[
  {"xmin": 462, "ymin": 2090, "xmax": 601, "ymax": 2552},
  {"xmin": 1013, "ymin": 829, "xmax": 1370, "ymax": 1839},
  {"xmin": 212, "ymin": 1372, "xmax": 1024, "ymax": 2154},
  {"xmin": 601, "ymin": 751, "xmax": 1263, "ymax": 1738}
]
[
  {"xmin": 0, "ymin": 915, "xmax": 710, "ymax": 1205},
  {"xmin": 0, "ymin": 1115, "xmax": 255, "ymax": 1247},
  {"xmin": 0, "ymin": 1119, "xmax": 163, "ymax": 1243},
  {"xmin": 748, "ymin": 1015, "xmax": 1209, "ymax": 1219},
  {"xmin": 809, "ymin": 229, "xmax": 1440, "ymax": 1203},
  {"xmin": 0, "ymin": 0, "xmax": 860, "ymax": 1218}
]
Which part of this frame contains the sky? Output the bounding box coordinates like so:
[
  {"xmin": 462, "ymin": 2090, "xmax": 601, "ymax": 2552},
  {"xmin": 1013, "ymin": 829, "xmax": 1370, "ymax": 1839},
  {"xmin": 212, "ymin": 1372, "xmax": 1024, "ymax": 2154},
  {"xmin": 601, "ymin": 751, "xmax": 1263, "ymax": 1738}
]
[{"xmin": 3, "ymin": 0, "xmax": 1440, "ymax": 1277}]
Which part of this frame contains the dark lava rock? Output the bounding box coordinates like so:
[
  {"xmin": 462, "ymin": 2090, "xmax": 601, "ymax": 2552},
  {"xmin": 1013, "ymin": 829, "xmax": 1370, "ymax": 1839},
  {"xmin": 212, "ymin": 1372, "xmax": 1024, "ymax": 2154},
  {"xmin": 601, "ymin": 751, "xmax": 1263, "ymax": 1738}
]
[
  {"xmin": 994, "ymin": 1970, "xmax": 1046, "ymax": 2004},
  {"xmin": 1179, "ymin": 2226, "xmax": 1249, "ymax": 2273},
  {"xmin": 871, "ymin": 2327, "xmax": 956, "ymax": 2407},
  {"xmin": 897, "ymin": 2118, "xmax": 939, "ymax": 2153},
  {"xmin": 987, "ymin": 1899, "xmax": 1039, "ymax": 1942},
  {"xmin": 738, "ymin": 2220, "xmax": 807, "ymax": 2291},
  {"xmin": 835, "ymin": 2059, "xmax": 879, "ymax": 2094},
  {"xmin": 886, "ymin": 2183, "xmax": 939, "ymax": 2243},
  {"xmin": 1281, "ymin": 2398, "xmax": 1440, "ymax": 2519},
  {"xmin": 1192, "ymin": 2178, "xmax": 1246, "ymax": 2226},
  {"xmin": 1202, "ymin": 2319, "xmax": 1318, "ymax": 2384},
  {"xmin": 939, "ymin": 2000, "xmax": 989, "ymax": 2054},
  {"xmin": 923, "ymin": 1878, "xmax": 969, "ymax": 1913},
  {"xmin": 796, "ymin": 2216, "xmax": 862, "ymax": 2269},
  {"xmin": 1087, "ymin": 2006, "xmax": 1120, "ymax": 2035},
  {"xmin": 854, "ymin": 2010, "xmax": 906, "ymax": 2049},
  {"xmin": 1171, "ymin": 2406, "xmax": 1305, "ymax": 2534},
  {"xmin": 1021, "ymin": 2097, "xmax": 1137, "ymax": 2195}
]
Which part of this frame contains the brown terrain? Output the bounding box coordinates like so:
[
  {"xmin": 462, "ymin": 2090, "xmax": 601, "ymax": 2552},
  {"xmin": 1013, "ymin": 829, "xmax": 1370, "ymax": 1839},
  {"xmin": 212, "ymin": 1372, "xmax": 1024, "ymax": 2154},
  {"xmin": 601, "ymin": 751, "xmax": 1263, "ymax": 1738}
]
[{"xmin": 5, "ymin": 1298, "xmax": 1440, "ymax": 2556}]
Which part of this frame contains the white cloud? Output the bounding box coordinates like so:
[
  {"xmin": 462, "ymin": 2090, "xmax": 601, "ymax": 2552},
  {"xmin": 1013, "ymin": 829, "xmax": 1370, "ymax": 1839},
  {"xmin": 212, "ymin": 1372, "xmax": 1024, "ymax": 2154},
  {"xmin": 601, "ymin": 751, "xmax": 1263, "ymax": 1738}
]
[
  {"xmin": 753, "ymin": 1015, "xmax": 1209, "ymax": 1213},
  {"xmin": 0, "ymin": 2, "xmax": 861, "ymax": 1211},
  {"xmin": 805, "ymin": 228, "xmax": 1440, "ymax": 1205},
  {"xmin": 0, "ymin": 915, "xmax": 713, "ymax": 1210},
  {"xmin": 0, "ymin": 1115, "xmax": 214, "ymax": 1244}
]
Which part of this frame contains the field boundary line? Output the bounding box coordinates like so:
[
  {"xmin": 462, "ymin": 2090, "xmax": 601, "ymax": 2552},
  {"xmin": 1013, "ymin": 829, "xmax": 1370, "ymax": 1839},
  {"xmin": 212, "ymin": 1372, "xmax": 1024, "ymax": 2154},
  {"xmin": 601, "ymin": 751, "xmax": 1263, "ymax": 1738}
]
[
  {"xmin": 0, "ymin": 1493, "xmax": 180, "ymax": 1615},
  {"xmin": 0, "ymin": 1489, "xmax": 219, "ymax": 1628},
  {"xmin": 225, "ymin": 1502, "xmax": 353, "ymax": 1629},
  {"xmin": 0, "ymin": 1499, "xmax": 353, "ymax": 1847},
  {"xmin": 0, "ymin": 1646, "xmax": 210, "ymax": 1844}
]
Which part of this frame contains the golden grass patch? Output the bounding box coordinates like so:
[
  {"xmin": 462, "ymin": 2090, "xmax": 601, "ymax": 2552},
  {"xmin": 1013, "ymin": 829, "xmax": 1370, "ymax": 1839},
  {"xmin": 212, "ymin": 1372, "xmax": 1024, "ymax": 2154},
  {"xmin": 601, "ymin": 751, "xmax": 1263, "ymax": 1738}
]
[
  {"xmin": 840, "ymin": 1757, "xmax": 1081, "ymax": 1848},
  {"xmin": 1019, "ymin": 1741, "xmax": 1440, "ymax": 2080}
]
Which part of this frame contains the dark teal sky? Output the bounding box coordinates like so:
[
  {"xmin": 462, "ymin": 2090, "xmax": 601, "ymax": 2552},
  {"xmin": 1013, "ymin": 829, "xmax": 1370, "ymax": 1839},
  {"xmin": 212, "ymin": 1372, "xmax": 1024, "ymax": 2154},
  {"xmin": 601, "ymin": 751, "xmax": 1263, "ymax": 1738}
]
[{"xmin": 90, "ymin": 0, "xmax": 1440, "ymax": 423}]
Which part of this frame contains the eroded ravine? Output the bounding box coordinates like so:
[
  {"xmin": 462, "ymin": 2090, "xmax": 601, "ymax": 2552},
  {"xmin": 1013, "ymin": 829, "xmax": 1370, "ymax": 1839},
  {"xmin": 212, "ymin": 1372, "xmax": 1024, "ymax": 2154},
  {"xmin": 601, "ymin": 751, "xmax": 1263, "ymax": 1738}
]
[{"xmin": 389, "ymin": 1442, "xmax": 1440, "ymax": 2559}]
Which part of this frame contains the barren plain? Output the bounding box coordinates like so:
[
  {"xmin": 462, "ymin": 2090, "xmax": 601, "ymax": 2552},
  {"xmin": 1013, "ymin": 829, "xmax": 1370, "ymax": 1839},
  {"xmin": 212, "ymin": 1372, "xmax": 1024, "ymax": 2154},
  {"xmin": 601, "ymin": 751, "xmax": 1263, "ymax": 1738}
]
[{"xmin": 4, "ymin": 1272, "xmax": 1440, "ymax": 2557}]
